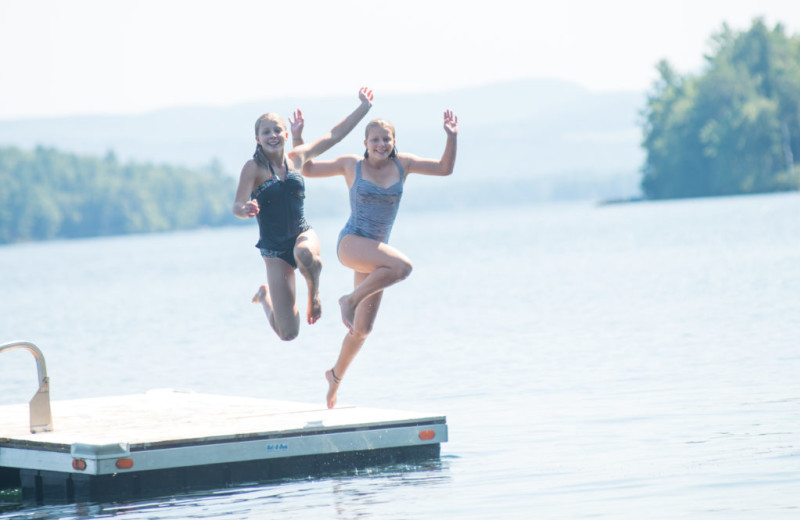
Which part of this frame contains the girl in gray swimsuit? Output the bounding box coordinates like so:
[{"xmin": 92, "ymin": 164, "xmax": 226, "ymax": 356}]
[
  {"xmin": 303, "ymin": 111, "xmax": 459, "ymax": 408},
  {"xmin": 337, "ymin": 156, "xmax": 405, "ymax": 252}
]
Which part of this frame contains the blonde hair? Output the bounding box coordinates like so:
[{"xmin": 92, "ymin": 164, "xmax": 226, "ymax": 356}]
[
  {"xmin": 254, "ymin": 113, "xmax": 286, "ymax": 135},
  {"xmin": 364, "ymin": 118, "xmax": 395, "ymax": 140}
]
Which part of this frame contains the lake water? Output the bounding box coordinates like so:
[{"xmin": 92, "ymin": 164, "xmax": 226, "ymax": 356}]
[{"xmin": 1, "ymin": 192, "xmax": 799, "ymax": 519}]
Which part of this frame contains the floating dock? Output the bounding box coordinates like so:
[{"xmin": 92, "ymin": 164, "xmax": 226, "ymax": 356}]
[{"xmin": 0, "ymin": 389, "xmax": 448, "ymax": 503}]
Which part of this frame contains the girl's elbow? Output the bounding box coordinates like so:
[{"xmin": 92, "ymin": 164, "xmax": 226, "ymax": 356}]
[{"xmin": 324, "ymin": 130, "xmax": 342, "ymax": 144}]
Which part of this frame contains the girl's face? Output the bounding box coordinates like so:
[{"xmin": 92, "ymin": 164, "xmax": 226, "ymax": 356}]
[
  {"xmin": 256, "ymin": 118, "xmax": 287, "ymax": 153},
  {"xmin": 364, "ymin": 126, "xmax": 395, "ymax": 160}
]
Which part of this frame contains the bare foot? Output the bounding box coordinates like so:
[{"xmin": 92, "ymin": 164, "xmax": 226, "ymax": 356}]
[
  {"xmin": 325, "ymin": 369, "xmax": 341, "ymax": 409},
  {"xmin": 252, "ymin": 284, "xmax": 268, "ymax": 304},
  {"xmin": 339, "ymin": 296, "xmax": 355, "ymax": 334},
  {"xmin": 307, "ymin": 296, "xmax": 322, "ymax": 324}
]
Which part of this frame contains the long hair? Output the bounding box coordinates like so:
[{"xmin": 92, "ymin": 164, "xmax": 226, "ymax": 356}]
[
  {"xmin": 363, "ymin": 118, "xmax": 398, "ymax": 159},
  {"xmin": 253, "ymin": 113, "xmax": 286, "ymax": 168}
]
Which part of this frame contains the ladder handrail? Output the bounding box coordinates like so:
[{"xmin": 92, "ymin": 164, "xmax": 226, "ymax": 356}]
[{"xmin": 0, "ymin": 340, "xmax": 54, "ymax": 433}]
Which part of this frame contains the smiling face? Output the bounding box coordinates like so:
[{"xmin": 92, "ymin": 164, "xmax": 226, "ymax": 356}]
[
  {"xmin": 254, "ymin": 114, "xmax": 287, "ymax": 153},
  {"xmin": 364, "ymin": 120, "xmax": 396, "ymax": 160}
]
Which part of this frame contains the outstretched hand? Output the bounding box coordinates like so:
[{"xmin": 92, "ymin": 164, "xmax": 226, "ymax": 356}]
[
  {"xmin": 289, "ymin": 109, "xmax": 304, "ymax": 139},
  {"xmin": 359, "ymin": 87, "xmax": 374, "ymax": 107},
  {"xmin": 443, "ymin": 109, "xmax": 458, "ymax": 136}
]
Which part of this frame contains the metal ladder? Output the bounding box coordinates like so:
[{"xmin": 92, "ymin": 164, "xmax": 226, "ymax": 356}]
[{"xmin": 0, "ymin": 340, "xmax": 53, "ymax": 433}]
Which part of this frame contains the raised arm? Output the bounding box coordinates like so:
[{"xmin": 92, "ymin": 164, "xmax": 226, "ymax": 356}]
[
  {"xmin": 302, "ymin": 155, "xmax": 360, "ymax": 180},
  {"xmin": 290, "ymin": 88, "xmax": 373, "ymax": 165},
  {"xmin": 403, "ymin": 110, "xmax": 458, "ymax": 176}
]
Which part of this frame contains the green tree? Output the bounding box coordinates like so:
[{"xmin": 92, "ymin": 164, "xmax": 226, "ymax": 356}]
[
  {"xmin": 641, "ymin": 19, "xmax": 800, "ymax": 199},
  {"xmin": 0, "ymin": 146, "xmax": 237, "ymax": 244}
]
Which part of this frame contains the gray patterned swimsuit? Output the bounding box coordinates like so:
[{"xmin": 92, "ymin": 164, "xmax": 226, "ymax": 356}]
[{"xmin": 337, "ymin": 158, "xmax": 405, "ymax": 254}]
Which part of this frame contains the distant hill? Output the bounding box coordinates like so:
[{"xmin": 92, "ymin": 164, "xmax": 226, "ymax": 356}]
[{"xmin": 0, "ymin": 79, "xmax": 646, "ymax": 209}]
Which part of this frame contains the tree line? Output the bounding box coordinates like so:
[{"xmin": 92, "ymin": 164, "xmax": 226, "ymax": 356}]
[
  {"xmin": 0, "ymin": 146, "xmax": 237, "ymax": 244},
  {"xmin": 641, "ymin": 18, "xmax": 800, "ymax": 199}
]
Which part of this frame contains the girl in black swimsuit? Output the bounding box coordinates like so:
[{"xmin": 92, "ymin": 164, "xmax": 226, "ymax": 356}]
[{"xmin": 232, "ymin": 88, "xmax": 373, "ymax": 341}]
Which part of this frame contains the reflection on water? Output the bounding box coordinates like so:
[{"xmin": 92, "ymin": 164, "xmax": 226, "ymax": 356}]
[{"xmin": 0, "ymin": 460, "xmax": 450, "ymax": 520}]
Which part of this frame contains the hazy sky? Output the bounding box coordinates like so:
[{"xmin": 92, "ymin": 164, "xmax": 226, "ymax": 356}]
[{"xmin": 1, "ymin": 0, "xmax": 799, "ymax": 120}]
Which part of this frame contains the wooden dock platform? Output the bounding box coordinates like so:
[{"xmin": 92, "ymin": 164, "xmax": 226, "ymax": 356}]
[{"xmin": 0, "ymin": 389, "xmax": 447, "ymax": 503}]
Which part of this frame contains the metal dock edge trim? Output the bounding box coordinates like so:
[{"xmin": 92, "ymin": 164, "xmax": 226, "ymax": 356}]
[
  {"xmin": 0, "ymin": 423, "xmax": 448, "ymax": 475},
  {"xmin": 0, "ymin": 417, "xmax": 447, "ymax": 452}
]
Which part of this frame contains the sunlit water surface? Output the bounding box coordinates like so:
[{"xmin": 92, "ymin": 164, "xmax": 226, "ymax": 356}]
[{"xmin": 1, "ymin": 193, "xmax": 799, "ymax": 519}]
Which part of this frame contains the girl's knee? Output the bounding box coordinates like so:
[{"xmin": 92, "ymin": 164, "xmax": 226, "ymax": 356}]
[
  {"xmin": 274, "ymin": 314, "xmax": 300, "ymax": 341},
  {"xmin": 393, "ymin": 259, "xmax": 413, "ymax": 281},
  {"xmin": 276, "ymin": 325, "xmax": 299, "ymax": 341},
  {"xmin": 294, "ymin": 245, "xmax": 319, "ymax": 269},
  {"xmin": 278, "ymin": 330, "xmax": 299, "ymax": 341}
]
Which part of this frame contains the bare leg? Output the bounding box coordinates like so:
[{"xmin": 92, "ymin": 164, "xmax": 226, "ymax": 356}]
[
  {"xmin": 326, "ymin": 274, "xmax": 383, "ymax": 408},
  {"xmin": 252, "ymin": 284, "xmax": 276, "ymax": 331},
  {"xmin": 325, "ymin": 368, "xmax": 342, "ymax": 408},
  {"xmin": 253, "ymin": 257, "xmax": 300, "ymax": 341},
  {"xmin": 294, "ymin": 230, "xmax": 323, "ymax": 324},
  {"xmin": 337, "ymin": 235, "xmax": 411, "ymax": 332}
]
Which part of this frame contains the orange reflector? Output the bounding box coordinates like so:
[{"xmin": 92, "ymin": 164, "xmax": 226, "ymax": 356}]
[
  {"xmin": 418, "ymin": 430, "xmax": 436, "ymax": 441},
  {"xmin": 115, "ymin": 458, "xmax": 134, "ymax": 469},
  {"xmin": 72, "ymin": 459, "xmax": 87, "ymax": 471}
]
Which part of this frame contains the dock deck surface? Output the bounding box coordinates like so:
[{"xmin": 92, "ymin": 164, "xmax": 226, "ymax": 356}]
[
  {"xmin": 0, "ymin": 389, "xmax": 443, "ymax": 445},
  {"xmin": 0, "ymin": 389, "xmax": 447, "ymax": 503}
]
